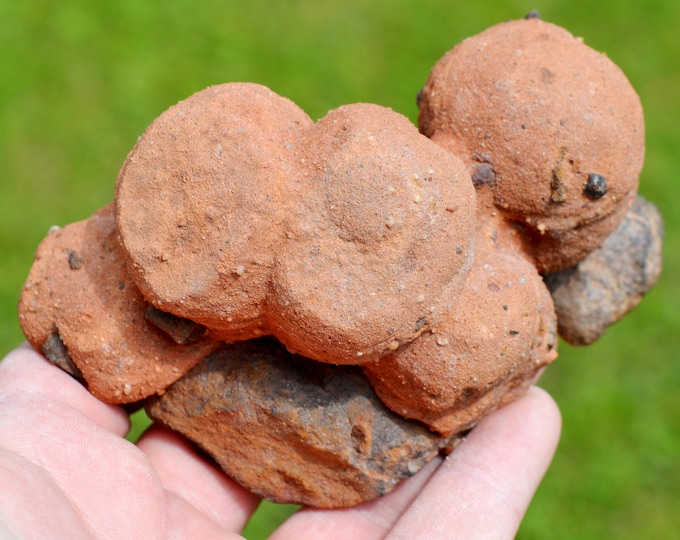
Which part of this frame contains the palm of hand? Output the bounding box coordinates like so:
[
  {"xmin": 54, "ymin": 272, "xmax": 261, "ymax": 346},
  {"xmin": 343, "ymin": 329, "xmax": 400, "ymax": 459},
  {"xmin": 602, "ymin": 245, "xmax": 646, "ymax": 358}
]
[{"xmin": 0, "ymin": 344, "xmax": 560, "ymax": 539}]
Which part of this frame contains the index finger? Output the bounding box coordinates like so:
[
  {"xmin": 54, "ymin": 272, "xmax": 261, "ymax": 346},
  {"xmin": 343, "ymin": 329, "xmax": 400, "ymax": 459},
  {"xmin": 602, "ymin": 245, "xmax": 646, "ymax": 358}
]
[{"xmin": 0, "ymin": 343, "xmax": 129, "ymax": 436}]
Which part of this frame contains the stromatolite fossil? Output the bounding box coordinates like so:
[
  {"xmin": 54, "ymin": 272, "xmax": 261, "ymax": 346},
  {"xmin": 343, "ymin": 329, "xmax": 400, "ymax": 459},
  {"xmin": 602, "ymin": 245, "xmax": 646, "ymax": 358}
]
[{"xmin": 18, "ymin": 15, "xmax": 662, "ymax": 508}]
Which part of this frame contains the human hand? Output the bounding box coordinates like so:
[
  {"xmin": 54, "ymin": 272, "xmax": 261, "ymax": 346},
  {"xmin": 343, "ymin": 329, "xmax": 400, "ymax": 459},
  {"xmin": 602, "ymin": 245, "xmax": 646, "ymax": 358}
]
[{"xmin": 0, "ymin": 343, "xmax": 560, "ymax": 539}]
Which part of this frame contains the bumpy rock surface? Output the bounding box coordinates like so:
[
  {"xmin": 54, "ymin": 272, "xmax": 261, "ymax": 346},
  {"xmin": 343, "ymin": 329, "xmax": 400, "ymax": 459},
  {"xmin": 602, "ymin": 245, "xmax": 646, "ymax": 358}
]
[
  {"xmin": 364, "ymin": 224, "xmax": 557, "ymax": 435},
  {"xmin": 418, "ymin": 17, "xmax": 645, "ymax": 273},
  {"xmin": 146, "ymin": 339, "xmax": 458, "ymax": 508},
  {"xmin": 15, "ymin": 15, "xmax": 663, "ymax": 509},
  {"xmin": 544, "ymin": 195, "xmax": 663, "ymax": 345},
  {"xmin": 18, "ymin": 205, "xmax": 218, "ymax": 403},
  {"xmin": 266, "ymin": 104, "xmax": 475, "ymax": 364},
  {"xmin": 116, "ymin": 83, "xmax": 476, "ymax": 364},
  {"xmin": 115, "ymin": 84, "xmax": 310, "ymax": 344}
]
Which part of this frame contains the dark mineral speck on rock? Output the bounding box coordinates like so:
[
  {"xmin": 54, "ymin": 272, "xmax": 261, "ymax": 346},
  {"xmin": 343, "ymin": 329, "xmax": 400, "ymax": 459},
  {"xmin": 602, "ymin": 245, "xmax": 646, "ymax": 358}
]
[
  {"xmin": 41, "ymin": 331, "xmax": 84, "ymax": 382},
  {"xmin": 144, "ymin": 306, "xmax": 207, "ymax": 345},
  {"xmin": 583, "ymin": 173, "xmax": 608, "ymax": 199},
  {"xmin": 145, "ymin": 338, "xmax": 459, "ymax": 508}
]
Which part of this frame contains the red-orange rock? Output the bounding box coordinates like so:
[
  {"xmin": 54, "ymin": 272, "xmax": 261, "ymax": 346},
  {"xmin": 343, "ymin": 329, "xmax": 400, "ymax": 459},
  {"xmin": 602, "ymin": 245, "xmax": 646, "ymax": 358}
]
[
  {"xmin": 363, "ymin": 227, "xmax": 557, "ymax": 436},
  {"xmin": 116, "ymin": 83, "xmax": 476, "ymax": 364},
  {"xmin": 419, "ymin": 17, "xmax": 645, "ymax": 273},
  {"xmin": 268, "ymin": 103, "xmax": 476, "ymax": 363},
  {"xmin": 145, "ymin": 338, "xmax": 459, "ymax": 508},
  {"xmin": 14, "ymin": 16, "xmax": 662, "ymax": 510},
  {"xmin": 115, "ymin": 83, "xmax": 312, "ymax": 344},
  {"xmin": 18, "ymin": 205, "xmax": 218, "ymax": 403}
]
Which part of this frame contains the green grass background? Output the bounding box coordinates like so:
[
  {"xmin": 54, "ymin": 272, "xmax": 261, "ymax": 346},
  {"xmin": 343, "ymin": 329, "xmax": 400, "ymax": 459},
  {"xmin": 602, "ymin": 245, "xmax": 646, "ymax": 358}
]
[{"xmin": 1, "ymin": 0, "xmax": 678, "ymax": 538}]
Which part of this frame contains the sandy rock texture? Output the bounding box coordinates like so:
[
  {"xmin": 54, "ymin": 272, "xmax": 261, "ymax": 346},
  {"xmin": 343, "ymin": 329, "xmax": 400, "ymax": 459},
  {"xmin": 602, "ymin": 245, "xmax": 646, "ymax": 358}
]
[
  {"xmin": 419, "ymin": 17, "xmax": 645, "ymax": 273},
  {"xmin": 364, "ymin": 225, "xmax": 557, "ymax": 436},
  {"xmin": 18, "ymin": 205, "xmax": 219, "ymax": 403},
  {"xmin": 116, "ymin": 83, "xmax": 476, "ymax": 365},
  {"xmin": 146, "ymin": 338, "xmax": 459, "ymax": 508}
]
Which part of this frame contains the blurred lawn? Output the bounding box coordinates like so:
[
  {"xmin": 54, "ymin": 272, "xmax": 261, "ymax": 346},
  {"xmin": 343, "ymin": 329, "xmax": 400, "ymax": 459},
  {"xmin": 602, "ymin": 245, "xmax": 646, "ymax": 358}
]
[{"xmin": 1, "ymin": 0, "xmax": 678, "ymax": 538}]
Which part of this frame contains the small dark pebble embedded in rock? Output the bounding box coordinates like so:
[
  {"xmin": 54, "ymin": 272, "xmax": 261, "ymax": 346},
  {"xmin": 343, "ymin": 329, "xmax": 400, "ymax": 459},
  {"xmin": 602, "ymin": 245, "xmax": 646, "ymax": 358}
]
[
  {"xmin": 145, "ymin": 306, "xmax": 207, "ymax": 345},
  {"xmin": 41, "ymin": 331, "xmax": 85, "ymax": 382},
  {"xmin": 471, "ymin": 162, "xmax": 496, "ymax": 187},
  {"xmin": 416, "ymin": 87, "xmax": 424, "ymax": 107},
  {"xmin": 583, "ymin": 173, "xmax": 608, "ymax": 199},
  {"xmin": 68, "ymin": 251, "xmax": 85, "ymax": 270}
]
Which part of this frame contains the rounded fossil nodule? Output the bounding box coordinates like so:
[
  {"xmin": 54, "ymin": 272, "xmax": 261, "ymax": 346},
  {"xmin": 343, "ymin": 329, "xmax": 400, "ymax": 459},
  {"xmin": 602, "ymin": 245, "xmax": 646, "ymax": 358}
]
[{"xmin": 17, "ymin": 15, "xmax": 661, "ymax": 509}]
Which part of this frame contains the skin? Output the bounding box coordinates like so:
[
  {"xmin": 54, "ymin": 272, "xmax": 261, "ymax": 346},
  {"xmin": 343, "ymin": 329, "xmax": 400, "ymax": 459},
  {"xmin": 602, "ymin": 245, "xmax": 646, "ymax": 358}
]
[{"xmin": 0, "ymin": 343, "xmax": 560, "ymax": 539}]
